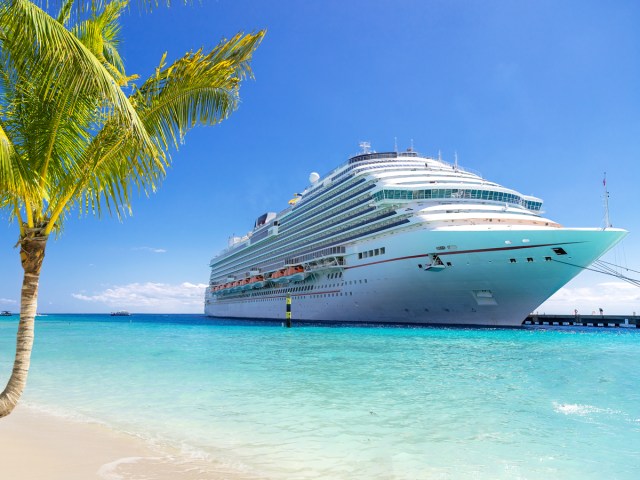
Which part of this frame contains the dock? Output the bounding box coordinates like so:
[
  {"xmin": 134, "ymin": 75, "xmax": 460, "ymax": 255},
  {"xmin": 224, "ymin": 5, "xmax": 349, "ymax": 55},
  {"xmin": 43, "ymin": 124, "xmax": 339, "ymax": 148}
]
[{"xmin": 525, "ymin": 314, "xmax": 638, "ymax": 328}]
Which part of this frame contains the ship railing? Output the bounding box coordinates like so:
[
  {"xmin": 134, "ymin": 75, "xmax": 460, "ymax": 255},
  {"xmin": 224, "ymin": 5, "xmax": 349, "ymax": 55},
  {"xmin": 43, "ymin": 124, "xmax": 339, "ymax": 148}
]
[{"xmin": 285, "ymin": 246, "xmax": 346, "ymax": 265}]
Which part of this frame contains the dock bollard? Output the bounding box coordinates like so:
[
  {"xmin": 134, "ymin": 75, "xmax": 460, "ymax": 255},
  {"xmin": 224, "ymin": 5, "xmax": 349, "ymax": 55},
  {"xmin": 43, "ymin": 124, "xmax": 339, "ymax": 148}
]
[{"xmin": 285, "ymin": 294, "xmax": 292, "ymax": 328}]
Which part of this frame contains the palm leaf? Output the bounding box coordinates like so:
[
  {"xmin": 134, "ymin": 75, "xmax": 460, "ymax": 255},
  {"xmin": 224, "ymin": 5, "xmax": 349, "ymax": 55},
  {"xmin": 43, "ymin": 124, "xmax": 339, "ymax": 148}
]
[
  {"xmin": 1, "ymin": 0, "xmax": 152, "ymax": 153},
  {"xmin": 55, "ymin": 31, "xmax": 264, "ymax": 225},
  {"xmin": 133, "ymin": 31, "xmax": 265, "ymax": 150}
]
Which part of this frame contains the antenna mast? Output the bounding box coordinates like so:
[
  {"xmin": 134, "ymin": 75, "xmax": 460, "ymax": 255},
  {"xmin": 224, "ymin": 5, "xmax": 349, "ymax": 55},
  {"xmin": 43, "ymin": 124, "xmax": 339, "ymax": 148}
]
[
  {"xmin": 359, "ymin": 141, "xmax": 371, "ymax": 154},
  {"xmin": 603, "ymin": 172, "xmax": 611, "ymax": 229}
]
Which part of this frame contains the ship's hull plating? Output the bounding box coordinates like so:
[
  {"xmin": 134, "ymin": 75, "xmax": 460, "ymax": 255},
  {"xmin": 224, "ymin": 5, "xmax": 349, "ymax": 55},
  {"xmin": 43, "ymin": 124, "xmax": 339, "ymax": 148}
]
[{"xmin": 205, "ymin": 227, "xmax": 626, "ymax": 327}]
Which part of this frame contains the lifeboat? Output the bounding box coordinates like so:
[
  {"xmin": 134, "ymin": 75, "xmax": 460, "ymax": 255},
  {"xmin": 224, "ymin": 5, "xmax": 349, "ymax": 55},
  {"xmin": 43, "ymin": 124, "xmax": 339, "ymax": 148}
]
[
  {"xmin": 271, "ymin": 266, "xmax": 307, "ymax": 284},
  {"xmin": 270, "ymin": 269, "xmax": 290, "ymax": 284},
  {"xmin": 286, "ymin": 265, "xmax": 307, "ymax": 282},
  {"xmin": 247, "ymin": 275, "xmax": 265, "ymax": 289}
]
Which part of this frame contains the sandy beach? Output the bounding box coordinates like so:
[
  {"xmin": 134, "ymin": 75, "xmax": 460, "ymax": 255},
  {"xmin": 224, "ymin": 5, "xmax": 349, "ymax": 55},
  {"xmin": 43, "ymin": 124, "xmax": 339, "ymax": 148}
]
[{"xmin": 0, "ymin": 405, "xmax": 254, "ymax": 480}]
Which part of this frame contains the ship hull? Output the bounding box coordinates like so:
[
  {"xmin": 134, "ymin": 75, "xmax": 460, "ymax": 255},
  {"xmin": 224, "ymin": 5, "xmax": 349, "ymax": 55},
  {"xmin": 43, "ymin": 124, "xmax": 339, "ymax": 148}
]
[{"xmin": 205, "ymin": 227, "xmax": 626, "ymax": 327}]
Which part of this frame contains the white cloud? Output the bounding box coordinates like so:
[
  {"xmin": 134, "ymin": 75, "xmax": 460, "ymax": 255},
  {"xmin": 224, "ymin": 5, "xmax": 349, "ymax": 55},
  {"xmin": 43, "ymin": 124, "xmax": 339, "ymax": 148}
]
[
  {"xmin": 72, "ymin": 282, "xmax": 207, "ymax": 313},
  {"xmin": 537, "ymin": 281, "xmax": 640, "ymax": 316},
  {"xmin": 0, "ymin": 298, "xmax": 17, "ymax": 305},
  {"xmin": 133, "ymin": 247, "xmax": 167, "ymax": 254}
]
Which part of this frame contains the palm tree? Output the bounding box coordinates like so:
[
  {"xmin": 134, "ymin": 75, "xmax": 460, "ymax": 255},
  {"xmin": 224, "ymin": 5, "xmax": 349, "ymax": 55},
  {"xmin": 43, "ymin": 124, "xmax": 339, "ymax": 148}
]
[{"xmin": 0, "ymin": 0, "xmax": 264, "ymax": 417}]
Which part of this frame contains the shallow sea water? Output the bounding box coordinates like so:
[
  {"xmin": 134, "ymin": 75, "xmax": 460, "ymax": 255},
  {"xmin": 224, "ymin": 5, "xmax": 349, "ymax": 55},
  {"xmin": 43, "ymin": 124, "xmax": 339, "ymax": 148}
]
[{"xmin": 1, "ymin": 314, "xmax": 639, "ymax": 479}]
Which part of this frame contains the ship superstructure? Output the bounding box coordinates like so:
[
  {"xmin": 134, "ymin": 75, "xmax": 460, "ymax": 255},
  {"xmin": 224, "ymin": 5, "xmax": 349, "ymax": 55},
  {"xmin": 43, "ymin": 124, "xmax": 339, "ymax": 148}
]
[{"xmin": 204, "ymin": 145, "xmax": 626, "ymax": 326}]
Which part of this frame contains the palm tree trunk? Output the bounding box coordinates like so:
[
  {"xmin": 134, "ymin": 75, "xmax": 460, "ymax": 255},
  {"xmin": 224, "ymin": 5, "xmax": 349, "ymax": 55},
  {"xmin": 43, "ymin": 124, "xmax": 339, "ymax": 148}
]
[{"xmin": 0, "ymin": 227, "xmax": 48, "ymax": 418}]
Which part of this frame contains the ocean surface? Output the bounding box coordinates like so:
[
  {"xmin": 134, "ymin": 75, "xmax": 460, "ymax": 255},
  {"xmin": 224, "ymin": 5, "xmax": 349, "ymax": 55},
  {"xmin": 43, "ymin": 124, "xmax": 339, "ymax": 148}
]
[{"xmin": 1, "ymin": 314, "xmax": 639, "ymax": 479}]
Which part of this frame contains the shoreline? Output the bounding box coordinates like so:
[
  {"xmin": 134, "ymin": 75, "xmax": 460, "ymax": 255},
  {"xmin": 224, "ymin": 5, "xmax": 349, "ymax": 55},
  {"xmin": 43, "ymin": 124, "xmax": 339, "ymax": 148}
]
[{"xmin": 0, "ymin": 404, "xmax": 256, "ymax": 480}]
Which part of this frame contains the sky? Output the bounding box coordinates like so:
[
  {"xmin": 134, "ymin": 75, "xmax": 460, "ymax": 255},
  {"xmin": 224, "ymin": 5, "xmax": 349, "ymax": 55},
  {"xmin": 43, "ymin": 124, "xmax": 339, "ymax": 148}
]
[{"xmin": 1, "ymin": 0, "xmax": 639, "ymax": 314}]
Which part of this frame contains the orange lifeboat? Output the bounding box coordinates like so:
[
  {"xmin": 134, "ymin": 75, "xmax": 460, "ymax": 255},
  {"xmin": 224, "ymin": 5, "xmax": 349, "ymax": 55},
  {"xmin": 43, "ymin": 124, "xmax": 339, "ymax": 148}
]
[
  {"xmin": 247, "ymin": 275, "xmax": 265, "ymax": 289},
  {"xmin": 272, "ymin": 266, "xmax": 307, "ymax": 284},
  {"xmin": 286, "ymin": 265, "xmax": 307, "ymax": 282},
  {"xmin": 271, "ymin": 269, "xmax": 288, "ymax": 283}
]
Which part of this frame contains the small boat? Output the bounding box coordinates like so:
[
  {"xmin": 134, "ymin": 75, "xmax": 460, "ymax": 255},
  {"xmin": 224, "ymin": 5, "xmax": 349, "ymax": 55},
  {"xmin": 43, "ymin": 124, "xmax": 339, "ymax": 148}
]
[
  {"xmin": 241, "ymin": 278, "xmax": 254, "ymax": 291},
  {"xmin": 1, "ymin": 310, "xmax": 12, "ymax": 316},
  {"xmin": 271, "ymin": 269, "xmax": 290, "ymax": 284},
  {"xmin": 286, "ymin": 265, "xmax": 307, "ymax": 282},
  {"xmin": 110, "ymin": 310, "xmax": 131, "ymax": 316},
  {"xmin": 270, "ymin": 266, "xmax": 308, "ymax": 284},
  {"xmin": 247, "ymin": 275, "xmax": 265, "ymax": 289}
]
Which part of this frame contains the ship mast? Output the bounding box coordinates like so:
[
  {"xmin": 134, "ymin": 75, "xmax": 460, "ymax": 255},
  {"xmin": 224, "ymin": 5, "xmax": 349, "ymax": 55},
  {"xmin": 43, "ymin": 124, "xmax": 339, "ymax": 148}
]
[{"xmin": 603, "ymin": 172, "xmax": 611, "ymax": 229}]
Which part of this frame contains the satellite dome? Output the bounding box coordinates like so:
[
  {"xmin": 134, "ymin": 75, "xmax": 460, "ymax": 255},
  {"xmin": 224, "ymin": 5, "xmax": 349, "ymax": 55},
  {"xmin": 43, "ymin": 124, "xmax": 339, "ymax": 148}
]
[{"xmin": 309, "ymin": 172, "xmax": 320, "ymax": 184}]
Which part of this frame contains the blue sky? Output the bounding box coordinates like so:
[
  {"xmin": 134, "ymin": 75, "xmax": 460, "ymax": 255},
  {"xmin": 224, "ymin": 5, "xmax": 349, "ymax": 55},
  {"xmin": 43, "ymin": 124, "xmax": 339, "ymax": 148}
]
[{"xmin": 1, "ymin": 0, "xmax": 639, "ymax": 314}]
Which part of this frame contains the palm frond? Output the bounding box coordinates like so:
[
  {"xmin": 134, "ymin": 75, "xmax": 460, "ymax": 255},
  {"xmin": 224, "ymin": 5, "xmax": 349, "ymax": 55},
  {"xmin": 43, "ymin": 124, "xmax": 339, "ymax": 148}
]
[
  {"xmin": 133, "ymin": 31, "xmax": 265, "ymax": 150},
  {"xmin": 55, "ymin": 0, "xmax": 75, "ymax": 25},
  {"xmin": 0, "ymin": 121, "xmax": 17, "ymax": 192},
  {"xmin": 0, "ymin": 0, "xmax": 161, "ymax": 229},
  {"xmin": 72, "ymin": 0, "xmax": 133, "ymax": 86},
  {"xmin": 48, "ymin": 31, "xmax": 264, "ymax": 227},
  {"xmin": 1, "ymin": 0, "xmax": 152, "ymax": 150}
]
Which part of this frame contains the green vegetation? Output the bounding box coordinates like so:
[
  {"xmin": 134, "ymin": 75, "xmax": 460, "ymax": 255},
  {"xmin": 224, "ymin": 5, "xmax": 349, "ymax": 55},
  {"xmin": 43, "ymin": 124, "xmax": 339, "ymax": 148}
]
[{"xmin": 0, "ymin": 0, "xmax": 263, "ymax": 417}]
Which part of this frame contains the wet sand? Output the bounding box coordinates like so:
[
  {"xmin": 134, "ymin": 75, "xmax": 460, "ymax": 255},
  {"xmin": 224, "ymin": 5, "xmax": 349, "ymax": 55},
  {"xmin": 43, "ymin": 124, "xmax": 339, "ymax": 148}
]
[{"xmin": 0, "ymin": 405, "xmax": 256, "ymax": 480}]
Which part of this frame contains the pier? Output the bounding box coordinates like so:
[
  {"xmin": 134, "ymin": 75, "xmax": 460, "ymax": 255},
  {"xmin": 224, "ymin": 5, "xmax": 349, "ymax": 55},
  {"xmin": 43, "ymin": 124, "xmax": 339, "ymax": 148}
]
[{"xmin": 525, "ymin": 314, "xmax": 638, "ymax": 328}]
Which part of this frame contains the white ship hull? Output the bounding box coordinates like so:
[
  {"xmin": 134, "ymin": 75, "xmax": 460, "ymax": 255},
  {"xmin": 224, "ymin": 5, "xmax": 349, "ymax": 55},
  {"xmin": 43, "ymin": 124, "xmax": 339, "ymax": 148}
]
[{"xmin": 205, "ymin": 226, "xmax": 626, "ymax": 327}]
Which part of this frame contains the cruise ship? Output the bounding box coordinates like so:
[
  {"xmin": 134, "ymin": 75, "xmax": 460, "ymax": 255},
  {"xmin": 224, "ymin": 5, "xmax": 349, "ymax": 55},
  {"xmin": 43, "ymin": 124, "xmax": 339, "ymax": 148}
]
[{"xmin": 204, "ymin": 144, "xmax": 626, "ymax": 327}]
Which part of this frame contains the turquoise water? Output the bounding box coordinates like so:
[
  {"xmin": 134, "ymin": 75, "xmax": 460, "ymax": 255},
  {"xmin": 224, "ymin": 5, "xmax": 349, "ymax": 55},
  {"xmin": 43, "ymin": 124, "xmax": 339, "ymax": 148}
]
[{"xmin": 1, "ymin": 314, "xmax": 639, "ymax": 479}]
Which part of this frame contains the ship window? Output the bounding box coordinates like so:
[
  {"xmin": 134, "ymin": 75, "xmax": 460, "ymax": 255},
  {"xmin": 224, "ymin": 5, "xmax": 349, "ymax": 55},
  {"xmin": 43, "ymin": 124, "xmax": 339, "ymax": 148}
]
[
  {"xmin": 510, "ymin": 258, "xmax": 516, "ymax": 263},
  {"xmin": 381, "ymin": 247, "xmax": 385, "ymax": 254},
  {"xmin": 446, "ymin": 262, "xmax": 452, "ymax": 266},
  {"xmin": 527, "ymin": 258, "xmax": 534, "ymax": 263},
  {"xmin": 545, "ymin": 257, "xmax": 552, "ymax": 261},
  {"xmin": 418, "ymin": 264, "xmax": 422, "ymax": 269},
  {"xmin": 358, "ymin": 253, "xmax": 362, "ymax": 259},
  {"xmin": 553, "ymin": 248, "xmax": 567, "ymax": 255},
  {"xmin": 375, "ymin": 248, "xmax": 380, "ymax": 255}
]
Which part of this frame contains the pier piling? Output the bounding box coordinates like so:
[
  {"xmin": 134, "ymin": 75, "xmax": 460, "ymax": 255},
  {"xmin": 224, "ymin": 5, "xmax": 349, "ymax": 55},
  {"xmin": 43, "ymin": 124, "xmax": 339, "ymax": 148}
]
[{"xmin": 285, "ymin": 294, "xmax": 292, "ymax": 328}]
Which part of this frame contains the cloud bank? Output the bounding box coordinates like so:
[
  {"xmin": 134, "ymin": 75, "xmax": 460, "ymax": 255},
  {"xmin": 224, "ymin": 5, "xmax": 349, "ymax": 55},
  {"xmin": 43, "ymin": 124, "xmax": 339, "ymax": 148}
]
[
  {"xmin": 73, "ymin": 282, "xmax": 207, "ymax": 313},
  {"xmin": 537, "ymin": 281, "xmax": 640, "ymax": 316}
]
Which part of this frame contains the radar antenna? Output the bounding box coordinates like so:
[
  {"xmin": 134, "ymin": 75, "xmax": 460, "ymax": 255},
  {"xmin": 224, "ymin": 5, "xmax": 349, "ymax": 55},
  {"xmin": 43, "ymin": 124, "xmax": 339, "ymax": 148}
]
[{"xmin": 359, "ymin": 141, "xmax": 371, "ymax": 154}]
